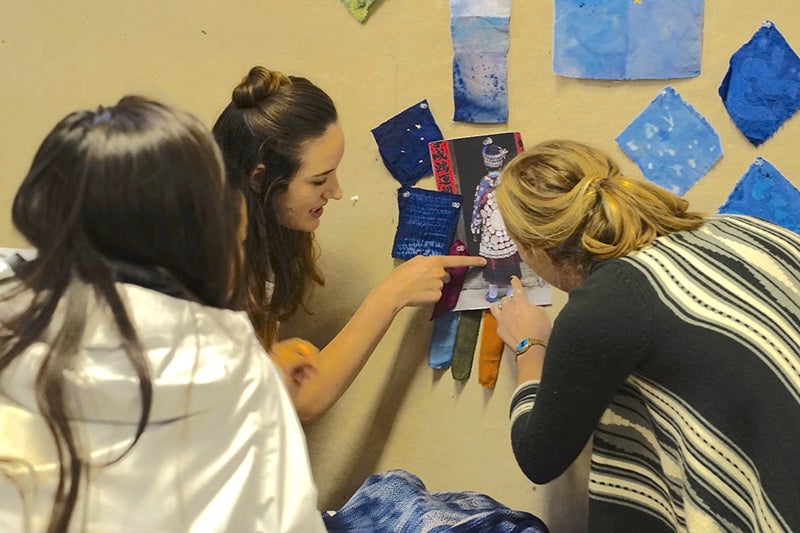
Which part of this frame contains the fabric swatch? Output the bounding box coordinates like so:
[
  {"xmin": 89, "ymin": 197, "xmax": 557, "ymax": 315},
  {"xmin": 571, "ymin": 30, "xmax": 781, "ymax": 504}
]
[
  {"xmin": 450, "ymin": 0, "xmax": 511, "ymax": 123},
  {"xmin": 429, "ymin": 312, "xmax": 460, "ymax": 370},
  {"xmin": 372, "ymin": 100, "xmax": 444, "ymax": 187},
  {"xmin": 718, "ymin": 158, "xmax": 800, "ymax": 234},
  {"xmin": 451, "ymin": 310, "xmax": 482, "ymax": 380},
  {"xmin": 554, "ymin": 0, "xmax": 704, "ymax": 80},
  {"xmin": 431, "ymin": 240, "xmax": 470, "ymax": 320},
  {"xmin": 719, "ymin": 21, "xmax": 800, "ymax": 147},
  {"xmin": 478, "ymin": 309, "xmax": 504, "ymax": 388},
  {"xmin": 339, "ymin": 0, "xmax": 376, "ymax": 23},
  {"xmin": 616, "ymin": 86, "xmax": 722, "ymax": 195},
  {"xmin": 392, "ymin": 187, "xmax": 462, "ymax": 260}
]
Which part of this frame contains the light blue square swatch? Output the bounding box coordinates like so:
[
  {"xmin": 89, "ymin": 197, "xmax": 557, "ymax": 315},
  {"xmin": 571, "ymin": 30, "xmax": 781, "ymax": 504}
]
[
  {"xmin": 719, "ymin": 21, "xmax": 800, "ymax": 147},
  {"xmin": 554, "ymin": 0, "xmax": 704, "ymax": 80},
  {"xmin": 616, "ymin": 87, "xmax": 722, "ymax": 195},
  {"xmin": 718, "ymin": 158, "xmax": 800, "ymax": 234}
]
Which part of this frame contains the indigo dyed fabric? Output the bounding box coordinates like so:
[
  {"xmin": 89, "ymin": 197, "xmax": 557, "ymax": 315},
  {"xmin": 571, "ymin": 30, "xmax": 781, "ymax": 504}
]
[
  {"xmin": 616, "ymin": 86, "xmax": 722, "ymax": 195},
  {"xmin": 340, "ymin": 0, "xmax": 376, "ymax": 22},
  {"xmin": 392, "ymin": 187, "xmax": 461, "ymax": 260},
  {"xmin": 718, "ymin": 158, "xmax": 800, "ymax": 234},
  {"xmin": 372, "ymin": 100, "xmax": 444, "ymax": 187},
  {"xmin": 323, "ymin": 469, "xmax": 549, "ymax": 532},
  {"xmin": 429, "ymin": 312, "xmax": 460, "ymax": 369},
  {"xmin": 451, "ymin": 0, "xmax": 511, "ymax": 123},
  {"xmin": 554, "ymin": 0, "xmax": 703, "ymax": 80},
  {"xmin": 719, "ymin": 21, "xmax": 800, "ymax": 146}
]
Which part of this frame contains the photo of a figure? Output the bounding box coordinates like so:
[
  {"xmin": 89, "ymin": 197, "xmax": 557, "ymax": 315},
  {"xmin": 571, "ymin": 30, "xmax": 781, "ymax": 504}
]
[{"xmin": 469, "ymin": 141, "xmax": 522, "ymax": 302}]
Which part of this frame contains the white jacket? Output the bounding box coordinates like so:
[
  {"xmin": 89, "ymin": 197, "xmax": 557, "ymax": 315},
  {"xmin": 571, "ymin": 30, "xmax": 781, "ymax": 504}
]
[{"xmin": 0, "ymin": 258, "xmax": 325, "ymax": 532}]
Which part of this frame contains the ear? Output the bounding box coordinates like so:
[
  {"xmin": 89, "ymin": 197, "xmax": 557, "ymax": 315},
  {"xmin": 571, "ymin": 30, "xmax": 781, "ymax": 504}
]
[{"xmin": 249, "ymin": 163, "xmax": 266, "ymax": 194}]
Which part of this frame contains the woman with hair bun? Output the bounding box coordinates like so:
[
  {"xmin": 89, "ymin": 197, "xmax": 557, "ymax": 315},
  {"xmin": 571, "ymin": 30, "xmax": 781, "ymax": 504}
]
[
  {"xmin": 491, "ymin": 140, "xmax": 800, "ymax": 532},
  {"xmin": 213, "ymin": 66, "xmax": 485, "ymax": 424}
]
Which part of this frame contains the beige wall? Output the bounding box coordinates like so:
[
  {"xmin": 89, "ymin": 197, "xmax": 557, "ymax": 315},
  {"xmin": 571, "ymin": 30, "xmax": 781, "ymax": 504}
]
[{"xmin": 3, "ymin": 2, "xmax": 800, "ymax": 531}]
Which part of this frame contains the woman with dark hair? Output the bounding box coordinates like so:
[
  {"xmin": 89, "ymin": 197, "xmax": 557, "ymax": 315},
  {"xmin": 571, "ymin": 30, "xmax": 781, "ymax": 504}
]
[
  {"xmin": 0, "ymin": 97, "xmax": 325, "ymax": 531},
  {"xmin": 492, "ymin": 139, "xmax": 800, "ymax": 531},
  {"xmin": 213, "ymin": 66, "xmax": 485, "ymax": 424}
]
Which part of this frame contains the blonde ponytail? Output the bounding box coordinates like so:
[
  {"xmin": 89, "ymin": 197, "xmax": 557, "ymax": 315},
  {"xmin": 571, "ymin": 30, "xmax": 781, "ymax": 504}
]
[{"xmin": 497, "ymin": 140, "xmax": 705, "ymax": 272}]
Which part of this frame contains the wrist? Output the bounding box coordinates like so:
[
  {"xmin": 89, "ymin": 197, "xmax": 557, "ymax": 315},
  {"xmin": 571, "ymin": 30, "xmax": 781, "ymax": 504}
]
[{"xmin": 514, "ymin": 337, "xmax": 547, "ymax": 361}]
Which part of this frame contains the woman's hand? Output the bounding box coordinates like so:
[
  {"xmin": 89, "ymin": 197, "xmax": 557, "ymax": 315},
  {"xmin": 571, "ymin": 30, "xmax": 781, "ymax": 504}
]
[
  {"xmin": 268, "ymin": 338, "xmax": 319, "ymax": 401},
  {"xmin": 490, "ymin": 276, "xmax": 552, "ymax": 350},
  {"xmin": 375, "ymin": 254, "xmax": 487, "ymax": 310}
]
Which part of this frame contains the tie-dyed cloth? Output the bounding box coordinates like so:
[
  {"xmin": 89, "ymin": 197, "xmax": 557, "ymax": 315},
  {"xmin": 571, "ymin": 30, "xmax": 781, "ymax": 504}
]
[{"xmin": 324, "ymin": 469, "xmax": 549, "ymax": 532}]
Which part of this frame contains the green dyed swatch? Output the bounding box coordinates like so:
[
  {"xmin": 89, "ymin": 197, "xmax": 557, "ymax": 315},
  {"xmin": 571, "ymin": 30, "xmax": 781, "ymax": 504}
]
[
  {"xmin": 340, "ymin": 0, "xmax": 376, "ymax": 23},
  {"xmin": 451, "ymin": 310, "xmax": 482, "ymax": 381}
]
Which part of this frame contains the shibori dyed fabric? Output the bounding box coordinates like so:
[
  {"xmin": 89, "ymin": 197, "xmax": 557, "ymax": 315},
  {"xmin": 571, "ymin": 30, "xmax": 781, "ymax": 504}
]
[
  {"xmin": 450, "ymin": 0, "xmax": 511, "ymax": 123},
  {"xmin": 391, "ymin": 187, "xmax": 462, "ymax": 260},
  {"xmin": 339, "ymin": 0, "xmax": 376, "ymax": 23},
  {"xmin": 323, "ymin": 469, "xmax": 549, "ymax": 532},
  {"xmin": 553, "ymin": 0, "xmax": 704, "ymax": 80},
  {"xmin": 372, "ymin": 100, "xmax": 444, "ymax": 187},
  {"xmin": 616, "ymin": 86, "xmax": 722, "ymax": 195},
  {"xmin": 718, "ymin": 158, "xmax": 800, "ymax": 234},
  {"xmin": 719, "ymin": 21, "xmax": 800, "ymax": 146}
]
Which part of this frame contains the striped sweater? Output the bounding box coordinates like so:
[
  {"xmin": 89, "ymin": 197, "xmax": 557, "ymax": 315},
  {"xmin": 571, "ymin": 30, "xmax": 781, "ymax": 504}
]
[{"xmin": 509, "ymin": 215, "xmax": 800, "ymax": 532}]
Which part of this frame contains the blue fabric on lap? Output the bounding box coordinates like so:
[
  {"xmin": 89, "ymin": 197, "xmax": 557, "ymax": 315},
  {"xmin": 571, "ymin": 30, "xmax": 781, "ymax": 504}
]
[
  {"xmin": 719, "ymin": 21, "xmax": 800, "ymax": 146},
  {"xmin": 323, "ymin": 469, "xmax": 549, "ymax": 532},
  {"xmin": 718, "ymin": 158, "xmax": 800, "ymax": 234},
  {"xmin": 616, "ymin": 86, "xmax": 722, "ymax": 195},
  {"xmin": 392, "ymin": 187, "xmax": 462, "ymax": 260},
  {"xmin": 372, "ymin": 100, "xmax": 444, "ymax": 187}
]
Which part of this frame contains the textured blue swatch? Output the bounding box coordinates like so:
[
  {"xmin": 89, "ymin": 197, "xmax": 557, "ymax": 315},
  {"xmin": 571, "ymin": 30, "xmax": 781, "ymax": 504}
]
[
  {"xmin": 616, "ymin": 86, "xmax": 722, "ymax": 195},
  {"xmin": 554, "ymin": 0, "xmax": 704, "ymax": 80},
  {"xmin": 372, "ymin": 100, "xmax": 444, "ymax": 187},
  {"xmin": 718, "ymin": 158, "xmax": 800, "ymax": 234},
  {"xmin": 719, "ymin": 21, "xmax": 800, "ymax": 147},
  {"xmin": 392, "ymin": 187, "xmax": 462, "ymax": 260}
]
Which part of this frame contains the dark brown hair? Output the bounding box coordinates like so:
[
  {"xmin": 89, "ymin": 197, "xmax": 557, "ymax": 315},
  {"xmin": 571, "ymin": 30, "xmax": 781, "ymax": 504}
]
[
  {"xmin": 212, "ymin": 66, "xmax": 337, "ymax": 347},
  {"xmin": 1, "ymin": 96, "xmax": 242, "ymax": 531}
]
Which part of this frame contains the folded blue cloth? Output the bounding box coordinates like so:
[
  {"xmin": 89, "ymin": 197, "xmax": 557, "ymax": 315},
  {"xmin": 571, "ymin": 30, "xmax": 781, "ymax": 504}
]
[
  {"xmin": 392, "ymin": 187, "xmax": 462, "ymax": 260},
  {"xmin": 718, "ymin": 158, "xmax": 800, "ymax": 234},
  {"xmin": 616, "ymin": 86, "xmax": 722, "ymax": 195},
  {"xmin": 323, "ymin": 469, "xmax": 549, "ymax": 532},
  {"xmin": 372, "ymin": 100, "xmax": 444, "ymax": 187},
  {"xmin": 719, "ymin": 21, "xmax": 800, "ymax": 146}
]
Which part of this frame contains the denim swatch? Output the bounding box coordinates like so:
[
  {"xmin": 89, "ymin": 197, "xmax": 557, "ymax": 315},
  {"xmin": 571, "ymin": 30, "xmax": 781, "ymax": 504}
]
[
  {"xmin": 718, "ymin": 158, "xmax": 800, "ymax": 234},
  {"xmin": 372, "ymin": 100, "xmax": 444, "ymax": 187},
  {"xmin": 616, "ymin": 86, "xmax": 722, "ymax": 195},
  {"xmin": 451, "ymin": 0, "xmax": 511, "ymax": 123},
  {"xmin": 554, "ymin": 0, "xmax": 704, "ymax": 80},
  {"xmin": 719, "ymin": 21, "xmax": 800, "ymax": 146},
  {"xmin": 429, "ymin": 312, "xmax": 460, "ymax": 370},
  {"xmin": 392, "ymin": 187, "xmax": 462, "ymax": 260}
]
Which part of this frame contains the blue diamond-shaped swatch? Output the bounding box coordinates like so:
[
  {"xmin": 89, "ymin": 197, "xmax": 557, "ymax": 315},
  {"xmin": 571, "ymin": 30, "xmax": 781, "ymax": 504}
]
[
  {"xmin": 392, "ymin": 187, "xmax": 462, "ymax": 259},
  {"xmin": 719, "ymin": 21, "xmax": 800, "ymax": 146},
  {"xmin": 616, "ymin": 86, "xmax": 722, "ymax": 195},
  {"xmin": 372, "ymin": 100, "xmax": 444, "ymax": 187},
  {"xmin": 718, "ymin": 158, "xmax": 800, "ymax": 234}
]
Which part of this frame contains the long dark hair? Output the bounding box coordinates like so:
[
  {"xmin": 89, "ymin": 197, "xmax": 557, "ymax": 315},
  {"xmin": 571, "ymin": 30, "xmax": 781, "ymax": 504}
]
[
  {"xmin": 1, "ymin": 96, "xmax": 243, "ymax": 531},
  {"xmin": 212, "ymin": 65, "xmax": 337, "ymax": 347}
]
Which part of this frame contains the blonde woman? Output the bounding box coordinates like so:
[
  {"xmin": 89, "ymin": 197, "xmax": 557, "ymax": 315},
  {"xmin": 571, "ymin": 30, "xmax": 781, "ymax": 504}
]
[{"xmin": 492, "ymin": 140, "xmax": 800, "ymax": 532}]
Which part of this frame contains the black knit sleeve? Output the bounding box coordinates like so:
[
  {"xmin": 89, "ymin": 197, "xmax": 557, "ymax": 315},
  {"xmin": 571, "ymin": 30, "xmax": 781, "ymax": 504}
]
[{"xmin": 509, "ymin": 261, "xmax": 655, "ymax": 484}]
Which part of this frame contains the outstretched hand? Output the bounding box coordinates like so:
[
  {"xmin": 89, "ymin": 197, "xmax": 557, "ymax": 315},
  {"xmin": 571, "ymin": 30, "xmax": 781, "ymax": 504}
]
[
  {"xmin": 376, "ymin": 254, "xmax": 487, "ymax": 309},
  {"xmin": 268, "ymin": 338, "xmax": 320, "ymax": 401},
  {"xmin": 490, "ymin": 276, "xmax": 551, "ymax": 349}
]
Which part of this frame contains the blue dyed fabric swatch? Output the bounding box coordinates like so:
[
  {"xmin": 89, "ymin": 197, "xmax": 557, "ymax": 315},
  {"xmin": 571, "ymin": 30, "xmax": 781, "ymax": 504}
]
[
  {"xmin": 392, "ymin": 187, "xmax": 462, "ymax": 260},
  {"xmin": 719, "ymin": 21, "xmax": 800, "ymax": 147},
  {"xmin": 616, "ymin": 86, "xmax": 722, "ymax": 195},
  {"xmin": 718, "ymin": 158, "xmax": 800, "ymax": 234},
  {"xmin": 371, "ymin": 100, "xmax": 444, "ymax": 187},
  {"xmin": 451, "ymin": 0, "xmax": 511, "ymax": 124},
  {"xmin": 554, "ymin": 0, "xmax": 704, "ymax": 80},
  {"xmin": 429, "ymin": 311, "xmax": 460, "ymax": 369},
  {"xmin": 323, "ymin": 469, "xmax": 548, "ymax": 532}
]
